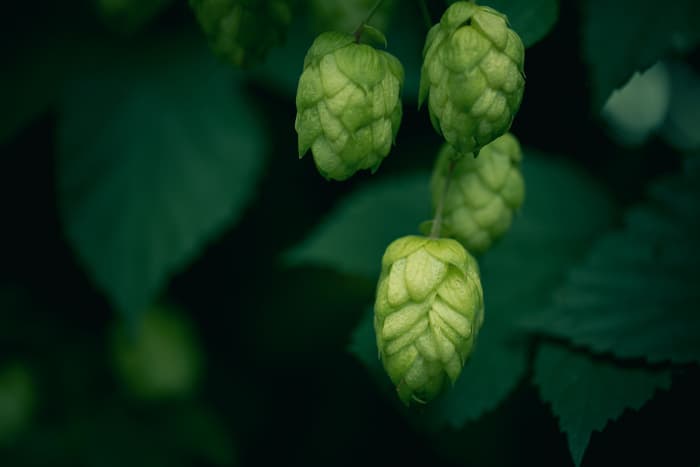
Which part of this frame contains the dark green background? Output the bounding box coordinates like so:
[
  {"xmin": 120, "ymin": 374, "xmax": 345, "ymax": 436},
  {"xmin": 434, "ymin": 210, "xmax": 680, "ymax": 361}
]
[{"xmin": 2, "ymin": 1, "xmax": 699, "ymax": 466}]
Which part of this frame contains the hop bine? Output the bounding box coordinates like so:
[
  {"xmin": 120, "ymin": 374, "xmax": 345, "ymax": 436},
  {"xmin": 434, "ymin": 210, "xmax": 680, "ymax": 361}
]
[
  {"xmin": 295, "ymin": 31, "xmax": 404, "ymax": 181},
  {"xmin": 431, "ymin": 133, "xmax": 525, "ymax": 254},
  {"xmin": 419, "ymin": 1, "xmax": 525, "ymax": 156},
  {"xmin": 374, "ymin": 236, "xmax": 484, "ymax": 404},
  {"xmin": 309, "ymin": 0, "xmax": 397, "ymax": 35}
]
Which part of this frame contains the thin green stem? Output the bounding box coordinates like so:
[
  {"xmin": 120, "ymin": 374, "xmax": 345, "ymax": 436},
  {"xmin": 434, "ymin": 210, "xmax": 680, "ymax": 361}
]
[
  {"xmin": 417, "ymin": 0, "xmax": 433, "ymax": 29},
  {"xmin": 430, "ymin": 160, "xmax": 457, "ymax": 238},
  {"xmin": 354, "ymin": 0, "xmax": 386, "ymax": 42}
]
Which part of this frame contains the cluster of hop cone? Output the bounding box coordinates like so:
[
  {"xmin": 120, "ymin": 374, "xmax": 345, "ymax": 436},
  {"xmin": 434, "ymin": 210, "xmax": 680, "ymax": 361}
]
[
  {"xmin": 187, "ymin": 0, "xmax": 524, "ymax": 403},
  {"xmin": 293, "ymin": 1, "xmax": 527, "ymax": 405}
]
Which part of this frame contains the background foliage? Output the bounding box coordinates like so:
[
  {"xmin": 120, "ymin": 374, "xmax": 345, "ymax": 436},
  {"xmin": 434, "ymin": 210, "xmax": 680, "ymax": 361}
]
[{"xmin": 1, "ymin": 0, "xmax": 699, "ymax": 466}]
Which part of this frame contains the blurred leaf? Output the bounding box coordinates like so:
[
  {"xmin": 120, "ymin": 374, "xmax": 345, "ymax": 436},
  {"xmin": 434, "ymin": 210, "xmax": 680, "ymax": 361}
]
[
  {"xmin": 57, "ymin": 37, "xmax": 266, "ymax": 319},
  {"xmin": 284, "ymin": 172, "xmax": 431, "ymax": 278},
  {"xmin": 251, "ymin": 14, "xmax": 314, "ymax": 97},
  {"xmin": 583, "ymin": 0, "xmax": 700, "ymax": 109},
  {"xmin": 601, "ymin": 62, "xmax": 671, "ymax": 146},
  {"xmin": 662, "ymin": 60, "xmax": 700, "ymax": 152},
  {"xmin": 534, "ymin": 342, "xmax": 671, "ymax": 466},
  {"xmin": 347, "ymin": 153, "xmax": 615, "ymax": 426},
  {"xmin": 0, "ymin": 363, "xmax": 35, "ymax": 444},
  {"xmin": 111, "ymin": 305, "xmax": 203, "ymax": 400},
  {"xmin": 523, "ymin": 159, "xmax": 700, "ymax": 364},
  {"xmin": 448, "ymin": 0, "xmax": 559, "ymax": 47}
]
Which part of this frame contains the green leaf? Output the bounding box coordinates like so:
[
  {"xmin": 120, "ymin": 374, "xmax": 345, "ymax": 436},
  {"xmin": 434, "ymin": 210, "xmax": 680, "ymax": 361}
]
[
  {"xmin": 284, "ymin": 172, "xmax": 431, "ymax": 279},
  {"xmin": 449, "ymin": 0, "xmax": 559, "ymax": 47},
  {"xmin": 57, "ymin": 37, "xmax": 266, "ymax": 319},
  {"xmin": 583, "ymin": 0, "xmax": 700, "ymax": 109},
  {"xmin": 252, "ymin": 14, "xmax": 315, "ymax": 97},
  {"xmin": 343, "ymin": 152, "xmax": 615, "ymax": 426},
  {"xmin": 523, "ymin": 159, "xmax": 700, "ymax": 364},
  {"xmin": 534, "ymin": 342, "xmax": 671, "ymax": 466}
]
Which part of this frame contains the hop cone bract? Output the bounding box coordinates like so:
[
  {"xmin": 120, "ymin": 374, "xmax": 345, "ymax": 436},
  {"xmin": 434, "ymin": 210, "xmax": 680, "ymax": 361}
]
[
  {"xmin": 374, "ymin": 236, "xmax": 484, "ymax": 404},
  {"xmin": 419, "ymin": 1, "xmax": 525, "ymax": 156},
  {"xmin": 295, "ymin": 32, "xmax": 404, "ymax": 181},
  {"xmin": 190, "ymin": 0, "xmax": 292, "ymax": 67},
  {"xmin": 431, "ymin": 133, "xmax": 525, "ymax": 254}
]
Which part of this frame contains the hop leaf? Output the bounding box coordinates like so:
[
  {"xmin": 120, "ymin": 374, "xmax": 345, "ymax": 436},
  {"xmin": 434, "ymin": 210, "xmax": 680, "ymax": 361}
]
[
  {"xmin": 295, "ymin": 32, "xmax": 404, "ymax": 181},
  {"xmin": 419, "ymin": 1, "xmax": 525, "ymax": 156},
  {"xmin": 431, "ymin": 133, "xmax": 525, "ymax": 254},
  {"xmin": 189, "ymin": 0, "xmax": 292, "ymax": 67},
  {"xmin": 374, "ymin": 236, "xmax": 484, "ymax": 405}
]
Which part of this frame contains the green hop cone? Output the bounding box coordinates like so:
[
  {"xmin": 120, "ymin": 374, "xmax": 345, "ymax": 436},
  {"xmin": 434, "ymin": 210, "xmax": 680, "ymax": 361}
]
[
  {"xmin": 190, "ymin": 0, "xmax": 292, "ymax": 67},
  {"xmin": 374, "ymin": 236, "xmax": 484, "ymax": 404},
  {"xmin": 295, "ymin": 31, "xmax": 404, "ymax": 181},
  {"xmin": 431, "ymin": 133, "xmax": 525, "ymax": 254},
  {"xmin": 419, "ymin": 1, "xmax": 525, "ymax": 156}
]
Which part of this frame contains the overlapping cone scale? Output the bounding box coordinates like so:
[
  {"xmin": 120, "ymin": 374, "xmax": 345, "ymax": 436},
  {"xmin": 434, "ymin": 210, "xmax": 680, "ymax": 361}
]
[
  {"xmin": 419, "ymin": 1, "xmax": 525, "ymax": 156},
  {"xmin": 295, "ymin": 32, "xmax": 404, "ymax": 181},
  {"xmin": 431, "ymin": 133, "xmax": 525, "ymax": 254},
  {"xmin": 374, "ymin": 236, "xmax": 484, "ymax": 404},
  {"xmin": 190, "ymin": 0, "xmax": 292, "ymax": 67}
]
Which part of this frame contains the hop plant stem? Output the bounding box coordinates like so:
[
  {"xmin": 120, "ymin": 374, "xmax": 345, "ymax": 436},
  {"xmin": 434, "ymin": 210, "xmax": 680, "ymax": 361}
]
[
  {"xmin": 417, "ymin": 0, "xmax": 432, "ymax": 29},
  {"xmin": 430, "ymin": 159, "xmax": 457, "ymax": 238},
  {"xmin": 354, "ymin": 0, "xmax": 386, "ymax": 42}
]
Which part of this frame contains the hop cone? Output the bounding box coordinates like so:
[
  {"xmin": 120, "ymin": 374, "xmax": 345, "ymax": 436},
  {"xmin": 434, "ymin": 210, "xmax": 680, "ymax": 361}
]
[
  {"xmin": 374, "ymin": 236, "xmax": 484, "ymax": 404},
  {"xmin": 295, "ymin": 32, "xmax": 404, "ymax": 181},
  {"xmin": 431, "ymin": 133, "xmax": 525, "ymax": 254},
  {"xmin": 190, "ymin": 0, "xmax": 292, "ymax": 67},
  {"xmin": 419, "ymin": 1, "xmax": 525, "ymax": 156}
]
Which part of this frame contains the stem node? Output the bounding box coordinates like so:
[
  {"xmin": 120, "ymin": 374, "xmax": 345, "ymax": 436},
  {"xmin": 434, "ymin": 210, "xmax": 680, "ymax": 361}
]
[{"xmin": 353, "ymin": 0, "xmax": 386, "ymax": 42}]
